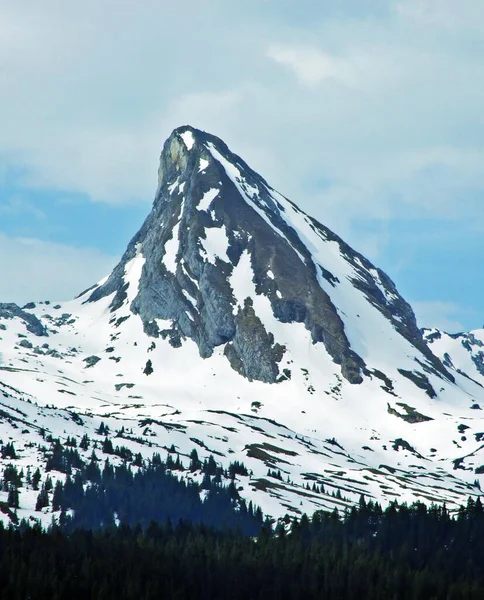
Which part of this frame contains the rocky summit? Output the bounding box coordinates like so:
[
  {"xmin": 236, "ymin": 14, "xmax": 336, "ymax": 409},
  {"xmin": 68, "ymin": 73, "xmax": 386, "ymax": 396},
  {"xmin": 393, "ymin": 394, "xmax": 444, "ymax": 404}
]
[
  {"xmin": 86, "ymin": 126, "xmax": 449, "ymax": 387},
  {"xmin": 1, "ymin": 126, "xmax": 484, "ymax": 526}
]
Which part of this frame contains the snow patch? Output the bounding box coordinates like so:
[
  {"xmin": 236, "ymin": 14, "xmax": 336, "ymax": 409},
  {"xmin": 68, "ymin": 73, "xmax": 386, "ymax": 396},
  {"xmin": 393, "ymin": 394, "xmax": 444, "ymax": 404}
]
[
  {"xmin": 181, "ymin": 261, "xmax": 199, "ymax": 289},
  {"xmin": 370, "ymin": 268, "xmax": 397, "ymax": 303},
  {"xmin": 163, "ymin": 199, "xmax": 187, "ymax": 277},
  {"xmin": 207, "ymin": 143, "xmax": 305, "ymax": 263},
  {"xmin": 123, "ymin": 244, "xmax": 146, "ymax": 306},
  {"xmin": 198, "ymin": 188, "xmax": 219, "ymax": 212},
  {"xmin": 200, "ymin": 225, "xmax": 230, "ymax": 265},
  {"xmin": 168, "ymin": 179, "xmax": 179, "ymax": 194},
  {"xmin": 198, "ymin": 158, "xmax": 209, "ymax": 172},
  {"xmin": 180, "ymin": 130, "xmax": 194, "ymax": 150},
  {"xmin": 182, "ymin": 288, "xmax": 197, "ymax": 307},
  {"xmin": 164, "ymin": 223, "xmax": 180, "ymax": 274}
]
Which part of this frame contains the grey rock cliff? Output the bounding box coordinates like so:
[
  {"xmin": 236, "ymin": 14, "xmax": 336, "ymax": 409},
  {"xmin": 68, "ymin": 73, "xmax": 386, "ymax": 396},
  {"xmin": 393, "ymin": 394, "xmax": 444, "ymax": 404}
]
[{"xmin": 86, "ymin": 126, "xmax": 451, "ymax": 386}]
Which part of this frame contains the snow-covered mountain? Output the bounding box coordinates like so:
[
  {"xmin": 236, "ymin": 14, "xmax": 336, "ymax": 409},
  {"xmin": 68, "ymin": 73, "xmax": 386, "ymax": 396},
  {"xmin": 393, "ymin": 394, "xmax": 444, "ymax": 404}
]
[
  {"xmin": 423, "ymin": 328, "xmax": 484, "ymax": 390},
  {"xmin": 0, "ymin": 126, "xmax": 483, "ymax": 526}
]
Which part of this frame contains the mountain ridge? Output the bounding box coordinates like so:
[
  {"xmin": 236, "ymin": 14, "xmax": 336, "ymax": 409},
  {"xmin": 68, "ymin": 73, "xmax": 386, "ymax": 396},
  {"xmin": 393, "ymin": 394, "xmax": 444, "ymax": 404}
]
[
  {"xmin": 0, "ymin": 125, "xmax": 483, "ymax": 525},
  {"xmin": 84, "ymin": 125, "xmax": 451, "ymax": 387}
]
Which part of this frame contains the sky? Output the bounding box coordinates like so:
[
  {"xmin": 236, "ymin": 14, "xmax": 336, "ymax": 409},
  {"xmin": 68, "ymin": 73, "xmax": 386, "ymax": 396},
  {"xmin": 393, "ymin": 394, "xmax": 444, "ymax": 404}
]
[{"xmin": 0, "ymin": 0, "xmax": 483, "ymax": 333}]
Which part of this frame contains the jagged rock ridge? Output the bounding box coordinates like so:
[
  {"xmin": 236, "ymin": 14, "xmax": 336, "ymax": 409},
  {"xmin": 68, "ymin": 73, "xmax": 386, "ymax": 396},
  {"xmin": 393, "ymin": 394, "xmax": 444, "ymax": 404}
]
[{"xmin": 87, "ymin": 126, "xmax": 450, "ymax": 386}]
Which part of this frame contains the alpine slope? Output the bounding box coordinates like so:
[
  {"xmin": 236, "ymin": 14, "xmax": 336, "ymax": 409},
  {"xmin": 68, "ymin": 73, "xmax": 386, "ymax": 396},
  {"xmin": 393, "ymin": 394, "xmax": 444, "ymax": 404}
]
[{"xmin": 0, "ymin": 126, "xmax": 483, "ymax": 526}]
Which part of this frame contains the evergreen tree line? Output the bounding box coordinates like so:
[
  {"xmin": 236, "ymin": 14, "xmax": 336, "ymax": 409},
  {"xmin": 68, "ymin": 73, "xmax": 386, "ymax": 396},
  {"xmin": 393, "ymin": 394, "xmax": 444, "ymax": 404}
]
[
  {"xmin": 54, "ymin": 451, "xmax": 263, "ymax": 535},
  {"xmin": 0, "ymin": 436, "xmax": 264, "ymax": 535},
  {"xmin": 0, "ymin": 498, "xmax": 484, "ymax": 599}
]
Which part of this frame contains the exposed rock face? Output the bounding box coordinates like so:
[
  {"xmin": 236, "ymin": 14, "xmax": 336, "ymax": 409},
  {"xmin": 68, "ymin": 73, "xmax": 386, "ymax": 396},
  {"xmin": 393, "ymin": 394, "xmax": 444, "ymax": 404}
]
[
  {"xmin": 87, "ymin": 126, "xmax": 451, "ymax": 385},
  {"xmin": 224, "ymin": 298, "xmax": 285, "ymax": 382},
  {"xmin": 0, "ymin": 303, "xmax": 47, "ymax": 337}
]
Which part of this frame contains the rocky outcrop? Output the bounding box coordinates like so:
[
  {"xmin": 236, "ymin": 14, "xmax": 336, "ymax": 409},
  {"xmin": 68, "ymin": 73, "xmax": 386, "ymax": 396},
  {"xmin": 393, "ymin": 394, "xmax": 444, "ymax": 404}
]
[
  {"xmin": 0, "ymin": 303, "xmax": 47, "ymax": 337},
  {"xmin": 84, "ymin": 355, "xmax": 101, "ymax": 368},
  {"xmin": 224, "ymin": 298, "xmax": 285, "ymax": 382}
]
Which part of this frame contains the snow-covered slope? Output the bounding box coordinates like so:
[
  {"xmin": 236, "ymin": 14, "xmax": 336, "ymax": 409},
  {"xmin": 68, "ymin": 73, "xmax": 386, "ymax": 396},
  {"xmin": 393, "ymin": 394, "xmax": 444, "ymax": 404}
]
[
  {"xmin": 0, "ymin": 126, "xmax": 483, "ymax": 526},
  {"xmin": 424, "ymin": 328, "xmax": 484, "ymax": 397}
]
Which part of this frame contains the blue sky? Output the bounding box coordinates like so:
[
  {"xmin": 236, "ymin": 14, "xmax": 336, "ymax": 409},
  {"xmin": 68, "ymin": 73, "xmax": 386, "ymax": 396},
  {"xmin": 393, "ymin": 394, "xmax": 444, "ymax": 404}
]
[{"xmin": 0, "ymin": 0, "xmax": 483, "ymax": 332}]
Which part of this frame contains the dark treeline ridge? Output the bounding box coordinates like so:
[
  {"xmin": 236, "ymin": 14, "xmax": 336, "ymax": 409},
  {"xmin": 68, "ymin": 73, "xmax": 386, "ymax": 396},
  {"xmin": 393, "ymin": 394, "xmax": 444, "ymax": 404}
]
[
  {"xmin": 57, "ymin": 452, "xmax": 263, "ymax": 534},
  {"xmin": 0, "ymin": 430, "xmax": 265, "ymax": 535},
  {"xmin": 1, "ymin": 497, "xmax": 484, "ymax": 599},
  {"xmin": 14, "ymin": 434, "xmax": 264, "ymax": 535}
]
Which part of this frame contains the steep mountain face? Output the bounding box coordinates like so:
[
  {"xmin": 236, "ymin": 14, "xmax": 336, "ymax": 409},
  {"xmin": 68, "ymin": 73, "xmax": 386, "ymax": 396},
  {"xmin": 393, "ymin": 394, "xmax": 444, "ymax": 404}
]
[
  {"xmin": 0, "ymin": 126, "xmax": 484, "ymax": 527},
  {"xmin": 86, "ymin": 126, "xmax": 450, "ymax": 388}
]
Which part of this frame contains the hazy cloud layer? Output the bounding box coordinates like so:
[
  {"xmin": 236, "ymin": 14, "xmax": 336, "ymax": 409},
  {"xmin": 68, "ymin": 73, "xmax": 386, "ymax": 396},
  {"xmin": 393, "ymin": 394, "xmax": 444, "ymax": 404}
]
[
  {"xmin": 0, "ymin": 0, "xmax": 483, "ymax": 326},
  {"xmin": 412, "ymin": 301, "xmax": 467, "ymax": 333},
  {"xmin": 1, "ymin": 1, "xmax": 483, "ymax": 214},
  {"xmin": 0, "ymin": 234, "xmax": 116, "ymax": 304}
]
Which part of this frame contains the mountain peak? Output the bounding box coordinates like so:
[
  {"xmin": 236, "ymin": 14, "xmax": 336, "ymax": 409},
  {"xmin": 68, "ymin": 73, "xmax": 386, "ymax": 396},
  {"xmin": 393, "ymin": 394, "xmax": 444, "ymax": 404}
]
[
  {"xmin": 170, "ymin": 125, "xmax": 209, "ymax": 150},
  {"xmin": 2, "ymin": 126, "xmax": 483, "ymax": 524},
  {"xmin": 156, "ymin": 126, "xmax": 202, "ymax": 189},
  {"xmin": 163, "ymin": 125, "xmax": 225, "ymax": 160},
  {"xmin": 85, "ymin": 126, "xmax": 451, "ymax": 388}
]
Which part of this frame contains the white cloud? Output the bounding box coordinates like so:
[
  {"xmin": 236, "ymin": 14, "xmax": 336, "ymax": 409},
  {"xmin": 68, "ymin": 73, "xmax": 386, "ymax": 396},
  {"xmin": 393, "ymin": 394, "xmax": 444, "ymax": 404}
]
[
  {"xmin": 0, "ymin": 234, "xmax": 117, "ymax": 304},
  {"xmin": 1, "ymin": 0, "xmax": 484, "ymax": 226},
  {"xmin": 396, "ymin": 0, "xmax": 484, "ymax": 29},
  {"xmin": 267, "ymin": 46, "xmax": 346, "ymax": 86},
  {"xmin": 266, "ymin": 43, "xmax": 388, "ymax": 92}
]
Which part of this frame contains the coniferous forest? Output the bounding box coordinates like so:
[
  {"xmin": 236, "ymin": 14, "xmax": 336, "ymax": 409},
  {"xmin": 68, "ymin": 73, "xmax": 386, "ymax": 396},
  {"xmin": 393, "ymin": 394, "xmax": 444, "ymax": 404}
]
[
  {"xmin": 1, "ymin": 494, "xmax": 484, "ymax": 597},
  {"xmin": 1, "ymin": 435, "xmax": 484, "ymax": 598}
]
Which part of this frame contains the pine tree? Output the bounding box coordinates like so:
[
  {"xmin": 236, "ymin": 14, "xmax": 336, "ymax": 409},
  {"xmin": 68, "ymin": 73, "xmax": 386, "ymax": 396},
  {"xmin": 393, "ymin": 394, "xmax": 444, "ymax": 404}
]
[
  {"xmin": 189, "ymin": 449, "xmax": 201, "ymax": 472},
  {"xmin": 80, "ymin": 433, "xmax": 90, "ymax": 450},
  {"xmin": 7, "ymin": 485, "xmax": 19, "ymax": 509},
  {"xmin": 32, "ymin": 468, "xmax": 41, "ymax": 490},
  {"xmin": 45, "ymin": 476, "xmax": 53, "ymax": 492},
  {"xmin": 1, "ymin": 442, "xmax": 16, "ymax": 459},
  {"xmin": 132, "ymin": 453, "xmax": 143, "ymax": 467},
  {"xmin": 96, "ymin": 422, "xmax": 108, "ymax": 436},
  {"xmin": 102, "ymin": 437, "xmax": 114, "ymax": 454},
  {"xmin": 35, "ymin": 484, "xmax": 49, "ymax": 511},
  {"xmin": 3, "ymin": 464, "xmax": 21, "ymax": 490},
  {"xmin": 52, "ymin": 480, "xmax": 64, "ymax": 511}
]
